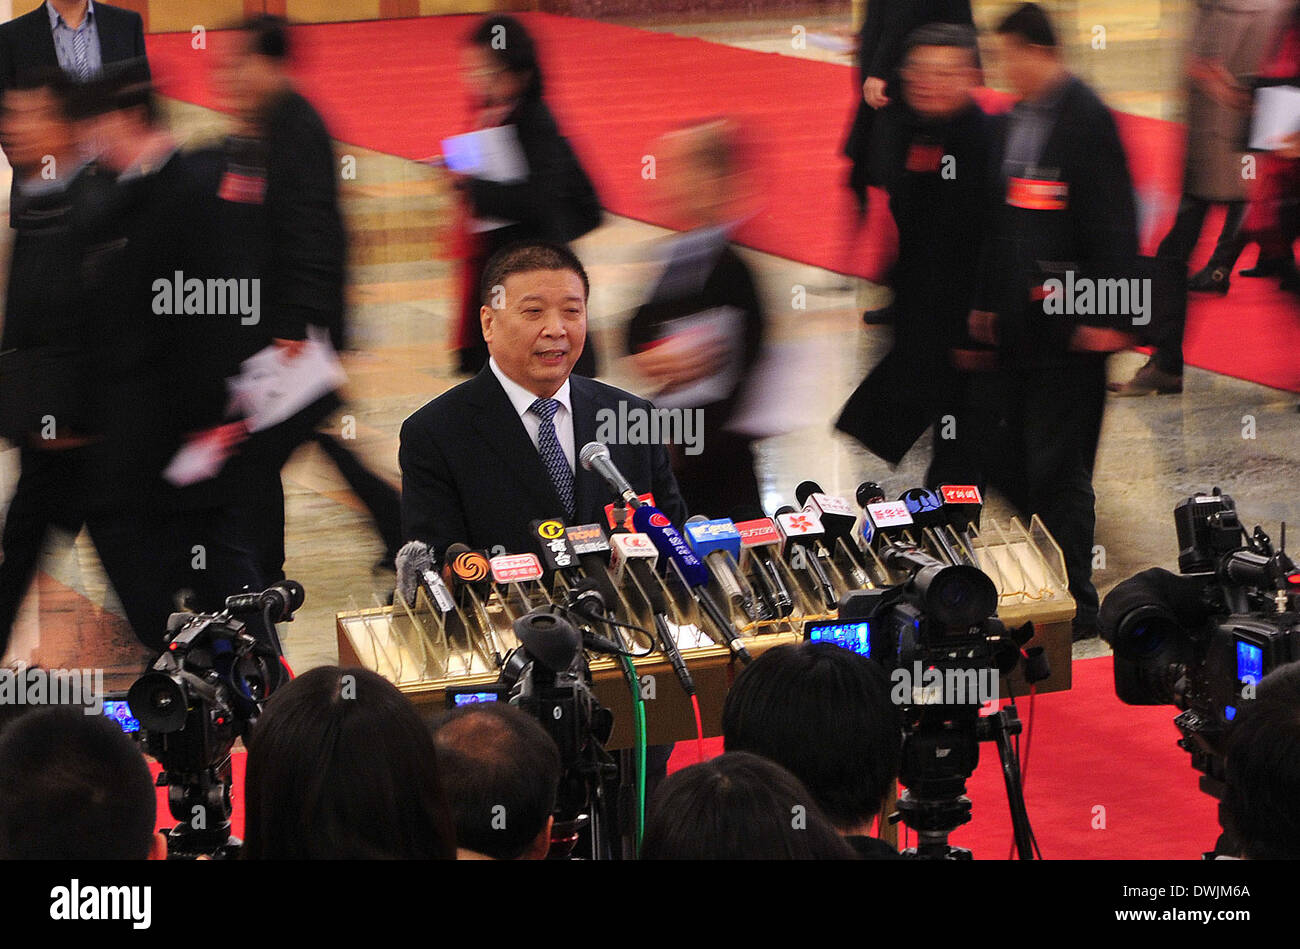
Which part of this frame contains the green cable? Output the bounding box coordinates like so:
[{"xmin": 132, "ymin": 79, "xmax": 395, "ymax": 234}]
[{"xmin": 620, "ymin": 654, "xmax": 647, "ymax": 852}]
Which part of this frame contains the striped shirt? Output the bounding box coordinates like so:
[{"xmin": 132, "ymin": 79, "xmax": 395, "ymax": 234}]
[{"xmin": 47, "ymin": 0, "xmax": 103, "ymax": 82}]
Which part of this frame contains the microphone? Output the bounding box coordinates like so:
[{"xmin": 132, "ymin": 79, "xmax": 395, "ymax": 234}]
[
  {"xmin": 796, "ymin": 481, "xmax": 872, "ymax": 589},
  {"xmin": 224, "ymin": 580, "xmax": 305, "ymax": 621},
  {"xmin": 565, "ymin": 523, "xmax": 623, "ymax": 618},
  {"xmin": 731, "ymin": 510, "xmax": 795, "ymax": 618},
  {"xmin": 631, "ymin": 505, "xmax": 752, "ymax": 664},
  {"xmin": 774, "ymin": 505, "xmax": 838, "ymax": 610},
  {"xmin": 395, "ymin": 540, "xmax": 456, "ymax": 613},
  {"xmin": 937, "ymin": 484, "xmax": 984, "ymax": 536},
  {"xmin": 610, "ymin": 532, "xmax": 695, "ymax": 695},
  {"xmin": 442, "ymin": 543, "xmax": 493, "ymax": 605},
  {"xmin": 530, "ymin": 518, "xmax": 583, "ymax": 581},
  {"xmin": 685, "ymin": 515, "xmax": 764, "ymax": 621},
  {"xmin": 899, "ymin": 487, "xmax": 963, "ymax": 564},
  {"xmin": 857, "ymin": 495, "xmax": 914, "ymax": 550},
  {"xmin": 580, "ymin": 441, "xmax": 643, "ymax": 510}
]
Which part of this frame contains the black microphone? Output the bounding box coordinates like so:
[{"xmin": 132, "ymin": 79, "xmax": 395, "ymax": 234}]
[
  {"xmin": 731, "ymin": 508, "xmax": 795, "ymax": 618},
  {"xmin": 774, "ymin": 505, "xmax": 838, "ymax": 610},
  {"xmin": 685, "ymin": 515, "xmax": 765, "ymax": 621},
  {"xmin": 898, "ymin": 487, "xmax": 963, "ymax": 564},
  {"xmin": 225, "ymin": 580, "xmax": 304, "ymax": 621},
  {"xmin": 610, "ymin": 532, "xmax": 695, "ymax": 695},
  {"xmin": 795, "ymin": 481, "xmax": 872, "ymax": 589},
  {"xmin": 565, "ymin": 523, "xmax": 623, "ymax": 618},
  {"xmin": 442, "ymin": 544, "xmax": 493, "ymax": 605}
]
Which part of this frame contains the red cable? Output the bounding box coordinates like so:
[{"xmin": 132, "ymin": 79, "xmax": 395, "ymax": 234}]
[
  {"xmin": 690, "ymin": 693, "xmax": 705, "ymax": 763},
  {"xmin": 280, "ymin": 657, "xmax": 295, "ymax": 680}
]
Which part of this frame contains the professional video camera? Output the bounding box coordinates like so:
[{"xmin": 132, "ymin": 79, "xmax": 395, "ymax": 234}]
[
  {"xmin": 127, "ymin": 581, "xmax": 303, "ymax": 859},
  {"xmin": 449, "ymin": 604, "xmax": 618, "ymax": 859},
  {"xmin": 808, "ymin": 542, "xmax": 1045, "ymax": 859},
  {"xmin": 1100, "ymin": 489, "xmax": 1300, "ymax": 801}
]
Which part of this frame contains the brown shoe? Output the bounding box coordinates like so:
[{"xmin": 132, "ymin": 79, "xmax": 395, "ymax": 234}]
[{"xmin": 1107, "ymin": 361, "xmax": 1183, "ymax": 396}]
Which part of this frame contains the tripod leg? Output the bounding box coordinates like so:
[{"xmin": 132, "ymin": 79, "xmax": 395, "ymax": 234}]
[{"xmin": 993, "ymin": 710, "xmax": 1036, "ymax": 859}]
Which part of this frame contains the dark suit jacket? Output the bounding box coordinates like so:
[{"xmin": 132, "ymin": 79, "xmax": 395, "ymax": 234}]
[
  {"xmin": 976, "ymin": 75, "xmax": 1139, "ymax": 363},
  {"xmin": 0, "ymin": 2, "xmax": 148, "ymax": 218},
  {"xmin": 399, "ymin": 367, "xmax": 689, "ymax": 560}
]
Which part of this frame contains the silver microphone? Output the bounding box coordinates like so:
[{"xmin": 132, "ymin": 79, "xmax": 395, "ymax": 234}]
[{"xmin": 579, "ymin": 441, "xmax": 643, "ymax": 509}]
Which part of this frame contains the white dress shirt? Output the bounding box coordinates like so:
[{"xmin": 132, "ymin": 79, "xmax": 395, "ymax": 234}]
[{"xmin": 488, "ymin": 357, "xmax": 575, "ymax": 473}]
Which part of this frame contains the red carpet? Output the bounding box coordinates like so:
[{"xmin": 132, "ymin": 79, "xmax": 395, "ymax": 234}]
[
  {"xmin": 144, "ymin": 14, "xmax": 1298, "ymax": 393},
  {"xmin": 669, "ymin": 655, "xmax": 1221, "ymax": 859}
]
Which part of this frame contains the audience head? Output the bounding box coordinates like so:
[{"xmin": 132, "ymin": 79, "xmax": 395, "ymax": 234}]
[
  {"xmin": 480, "ymin": 241, "xmax": 589, "ymax": 398},
  {"xmin": 900, "ymin": 23, "xmax": 982, "ymax": 120},
  {"xmin": 995, "ymin": 3, "xmax": 1064, "ymax": 100},
  {"xmin": 1222, "ymin": 662, "xmax": 1300, "ymax": 859},
  {"xmin": 465, "ymin": 14, "xmax": 543, "ymax": 107},
  {"xmin": 1, "ymin": 67, "xmax": 78, "ymax": 176},
  {"xmin": 722, "ymin": 642, "xmax": 901, "ymax": 834},
  {"xmin": 641, "ymin": 752, "xmax": 857, "ymax": 859},
  {"xmin": 71, "ymin": 58, "xmax": 163, "ymax": 172},
  {"xmin": 243, "ymin": 665, "xmax": 455, "ymax": 859},
  {"xmin": 0, "ymin": 705, "xmax": 164, "ymax": 860},
  {"xmin": 432, "ymin": 702, "xmax": 561, "ymax": 860}
]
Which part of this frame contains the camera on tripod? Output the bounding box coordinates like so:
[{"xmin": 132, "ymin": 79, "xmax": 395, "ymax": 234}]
[
  {"xmin": 1100, "ymin": 489, "xmax": 1300, "ymax": 799},
  {"xmin": 447, "ymin": 602, "xmax": 617, "ymax": 859},
  {"xmin": 806, "ymin": 542, "xmax": 1045, "ymax": 858},
  {"xmin": 126, "ymin": 580, "xmax": 303, "ymax": 859}
]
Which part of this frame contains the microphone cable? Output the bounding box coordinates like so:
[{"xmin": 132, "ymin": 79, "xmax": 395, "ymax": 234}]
[{"xmin": 618, "ymin": 652, "xmax": 647, "ymax": 852}]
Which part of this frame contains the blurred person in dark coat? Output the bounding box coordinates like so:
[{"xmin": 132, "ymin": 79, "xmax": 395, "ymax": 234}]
[
  {"xmin": 836, "ymin": 23, "xmax": 997, "ymax": 488},
  {"xmin": 624, "ymin": 119, "xmax": 765, "ymax": 518},
  {"xmin": 451, "ymin": 14, "xmax": 601, "ymax": 376},
  {"xmin": 972, "ymin": 4, "xmax": 1140, "ymax": 640},
  {"xmin": 1110, "ymin": 0, "xmax": 1294, "ymax": 395},
  {"xmin": 213, "ymin": 15, "xmax": 402, "ymax": 580}
]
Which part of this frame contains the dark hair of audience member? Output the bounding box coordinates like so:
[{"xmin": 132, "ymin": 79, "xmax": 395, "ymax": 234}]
[
  {"xmin": 995, "ymin": 2, "xmax": 1058, "ymax": 48},
  {"xmin": 432, "ymin": 702, "xmax": 561, "ymax": 859},
  {"xmin": 8, "ymin": 66, "xmax": 77, "ymax": 119},
  {"xmin": 1222, "ymin": 662, "xmax": 1300, "ymax": 859},
  {"xmin": 243, "ymin": 666, "xmax": 455, "ymax": 859},
  {"xmin": 242, "ymin": 13, "xmax": 292, "ymax": 61},
  {"xmin": 722, "ymin": 642, "xmax": 901, "ymax": 831},
  {"xmin": 0, "ymin": 705, "xmax": 156, "ymax": 859},
  {"xmin": 480, "ymin": 240, "xmax": 590, "ymax": 307},
  {"xmin": 641, "ymin": 752, "xmax": 858, "ymax": 859},
  {"xmin": 468, "ymin": 14, "xmax": 543, "ymax": 101}
]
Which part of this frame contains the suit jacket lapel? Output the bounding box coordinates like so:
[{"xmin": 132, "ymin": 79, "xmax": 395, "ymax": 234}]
[
  {"xmin": 468, "ymin": 367, "xmax": 569, "ymax": 522},
  {"xmin": 569, "ymin": 375, "xmax": 604, "ymax": 524},
  {"xmin": 31, "ymin": 6, "xmax": 59, "ymax": 68}
]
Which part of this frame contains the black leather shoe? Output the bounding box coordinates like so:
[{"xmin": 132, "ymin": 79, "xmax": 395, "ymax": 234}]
[{"xmin": 1187, "ymin": 266, "xmax": 1230, "ymax": 294}]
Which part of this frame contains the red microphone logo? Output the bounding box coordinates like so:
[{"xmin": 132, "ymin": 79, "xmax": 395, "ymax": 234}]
[{"xmin": 649, "ymin": 512, "xmax": 670, "ymax": 528}]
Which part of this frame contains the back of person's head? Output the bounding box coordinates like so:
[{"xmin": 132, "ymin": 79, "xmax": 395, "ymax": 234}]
[
  {"xmin": 69, "ymin": 57, "xmax": 159, "ymax": 126},
  {"xmin": 995, "ymin": 3, "xmax": 1059, "ymax": 48},
  {"xmin": 903, "ymin": 22, "xmax": 981, "ymax": 66},
  {"xmin": 241, "ymin": 14, "xmax": 292, "ymax": 62},
  {"xmin": 641, "ymin": 752, "xmax": 858, "ymax": 859},
  {"xmin": 432, "ymin": 702, "xmax": 561, "ymax": 859},
  {"xmin": 481, "ymin": 240, "xmax": 590, "ymax": 307},
  {"xmin": 469, "ymin": 14, "xmax": 543, "ymax": 100},
  {"xmin": 243, "ymin": 666, "xmax": 455, "ymax": 859},
  {"xmin": 0, "ymin": 706, "xmax": 158, "ymax": 859},
  {"xmin": 1222, "ymin": 663, "xmax": 1300, "ymax": 859},
  {"xmin": 722, "ymin": 642, "xmax": 900, "ymax": 831}
]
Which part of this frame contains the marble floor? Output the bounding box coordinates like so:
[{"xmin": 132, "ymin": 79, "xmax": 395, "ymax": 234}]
[{"xmin": 1, "ymin": 2, "xmax": 1297, "ymax": 686}]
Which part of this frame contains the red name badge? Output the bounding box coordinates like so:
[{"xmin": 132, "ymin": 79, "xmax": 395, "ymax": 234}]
[
  {"xmin": 905, "ymin": 143, "xmax": 944, "ymax": 173},
  {"xmin": 603, "ymin": 493, "xmax": 656, "ymax": 531},
  {"xmin": 1006, "ymin": 176, "xmax": 1068, "ymax": 211},
  {"xmin": 218, "ymin": 170, "xmax": 266, "ymax": 205}
]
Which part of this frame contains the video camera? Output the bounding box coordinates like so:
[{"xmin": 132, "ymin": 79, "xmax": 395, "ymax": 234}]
[
  {"xmin": 1100, "ymin": 489, "xmax": 1300, "ymax": 799},
  {"xmin": 127, "ymin": 581, "xmax": 303, "ymax": 858}
]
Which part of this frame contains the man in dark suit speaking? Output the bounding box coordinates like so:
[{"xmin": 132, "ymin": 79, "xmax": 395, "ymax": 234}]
[{"xmin": 400, "ymin": 242, "xmax": 688, "ymax": 560}]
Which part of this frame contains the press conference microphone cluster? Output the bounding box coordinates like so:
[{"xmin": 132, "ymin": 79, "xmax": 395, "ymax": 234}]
[
  {"xmin": 395, "ymin": 540, "xmax": 455, "ymax": 613},
  {"xmin": 581, "ymin": 441, "xmax": 752, "ymax": 665}
]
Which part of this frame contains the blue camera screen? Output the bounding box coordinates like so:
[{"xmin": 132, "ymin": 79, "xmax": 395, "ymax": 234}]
[
  {"xmin": 103, "ymin": 700, "xmax": 140, "ymax": 734},
  {"xmin": 807, "ymin": 621, "xmax": 871, "ymax": 657},
  {"xmin": 1237, "ymin": 640, "xmax": 1264, "ymax": 686},
  {"xmin": 452, "ymin": 691, "xmax": 500, "ymax": 707}
]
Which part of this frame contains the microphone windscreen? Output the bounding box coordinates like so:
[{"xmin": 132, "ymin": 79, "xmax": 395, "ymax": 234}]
[
  {"xmin": 579, "ymin": 441, "xmax": 610, "ymax": 471},
  {"xmin": 394, "ymin": 540, "xmax": 430, "ymax": 606},
  {"xmin": 856, "ymin": 481, "xmax": 886, "ymax": 508},
  {"xmin": 795, "ymin": 480, "xmax": 822, "ymax": 507},
  {"xmin": 774, "ymin": 504, "xmax": 796, "ymax": 517}
]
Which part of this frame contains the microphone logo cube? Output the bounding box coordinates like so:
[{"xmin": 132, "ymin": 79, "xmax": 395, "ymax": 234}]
[
  {"xmin": 866, "ymin": 501, "xmax": 913, "ymax": 528},
  {"xmin": 490, "ymin": 553, "xmax": 544, "ymax": 584},
  {"xmin": 777, "ymin": 511, "xmax": 823, "ymax": 537},
  {"xmin": 940, "ymin": 485, "xmax": 982, "ymax": 505}
]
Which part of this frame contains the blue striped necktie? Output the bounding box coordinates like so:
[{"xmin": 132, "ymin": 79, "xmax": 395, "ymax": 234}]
[{"xmin": 529, "ymin": 397, "xmax": 575, "ymax": 521}]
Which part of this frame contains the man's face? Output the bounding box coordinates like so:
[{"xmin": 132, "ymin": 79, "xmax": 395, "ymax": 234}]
[
  {"xmin": 482, "ymin": 268, "xmax": 587, "ymax": 398},
  {"xmin": 901, "ymin": 45, "xmax": 979, "ymax": 119},
  {"xmin": 1, "ymin": 88, "xmax": 72, "ymax": 173},
  {"xmin": 996, "ymin": 35, "xmax": 1039, "ymax": 99},
  {"xmin": 216, "ymin": 35, "xmax": 278, "ymax": 120}
]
